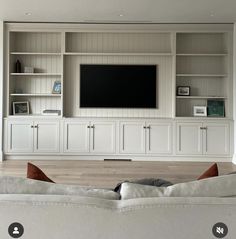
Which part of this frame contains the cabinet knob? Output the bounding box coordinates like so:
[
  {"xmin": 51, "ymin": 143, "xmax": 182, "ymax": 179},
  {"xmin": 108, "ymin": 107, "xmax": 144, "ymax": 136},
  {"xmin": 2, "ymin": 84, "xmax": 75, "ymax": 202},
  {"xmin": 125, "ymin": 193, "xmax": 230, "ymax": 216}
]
[
  {"xmin": 143, "ymin": 126, "xmax": 147, "ymax": 129},
  {"xmin": 31, "ymin": 125, "xmax": 34, "ymax": 128},
  {"xmin": 87, "ymin": 126, "xmax": 90, "ymax": 128}
]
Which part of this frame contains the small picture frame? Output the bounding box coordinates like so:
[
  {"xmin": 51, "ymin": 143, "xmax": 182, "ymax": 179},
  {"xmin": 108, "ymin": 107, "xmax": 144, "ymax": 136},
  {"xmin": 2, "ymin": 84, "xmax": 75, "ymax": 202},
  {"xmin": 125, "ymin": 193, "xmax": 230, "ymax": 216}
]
[
  {"xmin": 52, "ymin": 81, "xmax": 61, "ymax": 94},
  {"xmin": 13, "ymin": 101, "xmax": 29, "ymax": 115},
  {"xmin": 177, "ymin": 86, "xmax": 190, "ymax": 96},
  {"xmin": 193, "ymin": 106, "xmax": 207, "ymax": 117}
]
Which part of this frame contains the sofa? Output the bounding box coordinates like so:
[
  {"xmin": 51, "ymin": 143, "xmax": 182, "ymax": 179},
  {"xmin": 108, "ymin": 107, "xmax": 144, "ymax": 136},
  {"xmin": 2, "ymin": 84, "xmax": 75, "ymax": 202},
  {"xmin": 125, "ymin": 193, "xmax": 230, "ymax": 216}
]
[{"xmin": 1, "ymin": 175, "xmax": 236, "ymax": 239}]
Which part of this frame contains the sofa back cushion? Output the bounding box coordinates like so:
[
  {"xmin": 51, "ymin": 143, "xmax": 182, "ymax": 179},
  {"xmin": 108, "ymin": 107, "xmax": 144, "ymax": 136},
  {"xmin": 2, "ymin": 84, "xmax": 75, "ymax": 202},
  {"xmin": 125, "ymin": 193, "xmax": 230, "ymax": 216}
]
[
  {"xmin": 0, "ymin": 176, "xmax": 119, "ymax": 200},
  {"xmin": 120, "ymin": 174, "xmax": 236, "ymax": 199}
]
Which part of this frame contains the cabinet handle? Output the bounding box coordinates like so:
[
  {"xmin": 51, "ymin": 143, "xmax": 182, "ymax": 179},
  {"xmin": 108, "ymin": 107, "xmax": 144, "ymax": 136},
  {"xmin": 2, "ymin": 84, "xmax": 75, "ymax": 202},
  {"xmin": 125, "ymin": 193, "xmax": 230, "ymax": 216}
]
[
  {"xmin": 143, "ymin": 126, "xmax": 147, "ymax": 129},
  {"xmin": 148, "ymin": 126, "xmax": 151, "ymax": 151},
  {"xmin": 31, "ymin": 125, "xmax": 34, "ymax": 128},
  {"xmin": 87, "ymin": 126, "xmax": 90, "ymax": 128},
  {"xmin": 200, "ymin": 127, "xmax": 207, "ymax": 130},
  {"xmin": 92, "ymin": 125, "xmax": 95, "ymax": 150},
  {"xmin": 34, "ymin": 125, "xmax": 38, "ymax": 128}
]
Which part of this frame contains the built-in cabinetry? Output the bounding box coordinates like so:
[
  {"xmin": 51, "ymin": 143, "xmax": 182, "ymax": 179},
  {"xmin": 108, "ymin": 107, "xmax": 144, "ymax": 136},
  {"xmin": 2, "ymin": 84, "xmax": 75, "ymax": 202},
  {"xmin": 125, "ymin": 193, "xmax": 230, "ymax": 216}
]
[
  {"xmin": 64, "ymin": 120, "xmax": 116, "ymax": 154},
  {"xmin": 176, "ymin": 33, "xmax": 231, "ymax": 117},
  {"xmin": 8, "ymin": 32, "xmax": 63, "ymax": 116},
  {"xmin": 176, "ymin": 122, "xmax": 230, "ymax": 155},
  {"xmin": 7, "ymin": 120, "xmax": 60, "ymax": 153},
  {"xmin": 3, "ymin": 23, "xmax": 234, "ymax": 162},
  {"xmin": 120, "ymin": 121, "xmax": 172, "ymax": 154}
]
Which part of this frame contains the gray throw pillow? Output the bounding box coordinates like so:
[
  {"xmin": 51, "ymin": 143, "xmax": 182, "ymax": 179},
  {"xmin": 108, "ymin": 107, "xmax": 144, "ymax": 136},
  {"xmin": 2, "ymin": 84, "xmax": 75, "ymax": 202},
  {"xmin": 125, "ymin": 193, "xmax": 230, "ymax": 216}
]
[{"xmin": 114, "ymin": 178, "xmax": 172, "ymax": 192}]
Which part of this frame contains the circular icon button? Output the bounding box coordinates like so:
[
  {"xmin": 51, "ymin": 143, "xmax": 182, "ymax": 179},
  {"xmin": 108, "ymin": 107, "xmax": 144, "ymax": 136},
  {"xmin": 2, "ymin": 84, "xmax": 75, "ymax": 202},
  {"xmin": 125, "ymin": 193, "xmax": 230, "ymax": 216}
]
[
  {"xmin": 8, "ymin": 222, "xmax": 24, "ymax": 238},
  {"xmin": 212, "ymin": 222, "xmax": 228, "ymax": 238}
]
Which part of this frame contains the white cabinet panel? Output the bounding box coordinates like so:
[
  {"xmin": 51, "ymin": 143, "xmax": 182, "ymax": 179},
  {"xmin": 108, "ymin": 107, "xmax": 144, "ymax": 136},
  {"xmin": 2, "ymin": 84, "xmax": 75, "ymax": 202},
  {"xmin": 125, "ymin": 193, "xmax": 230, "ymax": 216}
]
[
  {"xmin": 64, "ymin": 122, "xmax": 89, "ymax": 153},
  {"xmin": 203, "ymin": 123, "xmax": 230, "ymax": 155},
  {"xmin": 34, "ymin": 121, "xmax": 60, "ymax": 153},
  {"xmin": 90, "ymin": 122, "xmax": 115, "ymax": 154},
  {"xmin": 120, "ymin": 122, "xmax": 146, "ymax": 154},
  {"xmin": 146, "ymin": 122, "xmax": 172, "ymax": 154},
  {"xmin": 8, "ymin": 121, "xmax": 33, "ymax": 153},
  {"xmin": 177, "ymin": 123, "xmax": 202, "ymax": 155}
]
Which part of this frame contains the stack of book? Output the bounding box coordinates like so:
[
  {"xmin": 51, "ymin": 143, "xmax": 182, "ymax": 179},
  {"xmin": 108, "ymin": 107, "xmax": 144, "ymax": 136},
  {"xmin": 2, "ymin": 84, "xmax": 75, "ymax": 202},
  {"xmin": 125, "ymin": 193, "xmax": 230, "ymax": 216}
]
[{"xmin": 42, "ymin": 110, "xmax": 61, "ymax": 116}]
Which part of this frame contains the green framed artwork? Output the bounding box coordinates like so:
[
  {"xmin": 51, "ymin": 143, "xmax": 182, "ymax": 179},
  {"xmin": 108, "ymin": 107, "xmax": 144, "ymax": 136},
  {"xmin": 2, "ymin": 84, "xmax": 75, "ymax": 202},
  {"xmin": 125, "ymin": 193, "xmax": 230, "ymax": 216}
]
[{"xmin": 207, "ymin": 100, "xmax": 225, "ymax": 117}]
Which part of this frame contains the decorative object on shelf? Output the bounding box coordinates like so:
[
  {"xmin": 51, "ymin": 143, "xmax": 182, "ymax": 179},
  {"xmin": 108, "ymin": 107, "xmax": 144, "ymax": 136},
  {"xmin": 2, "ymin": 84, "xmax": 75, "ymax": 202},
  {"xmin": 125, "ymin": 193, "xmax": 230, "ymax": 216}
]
[
  {"xmin": 177, "ymin": 86, "xmax": 190, "ymax": 96},
  {"xmin": 24, "ymin": 66, "xmax": 34, "ymax": 73},
  {"xmin": 42, "ymin": 109, "xmax": 61, "ymax": 116},
  {"xmin": 207, "ymin": 100, "xmax": 225, "ymax": 117},
  {"xmin": 13, "ymin": 101, "xmax": 29, "ymax": 115},
  {"xmin": 52, "ymin": 81, "xmax": 61, "ymax": 94},
  {"xmin": 15, "ymin": 60, "xmax": 21, "ymax": 73},
  {"xmin": 193, "ymin": 106, "xmax": 207, "ymax": 117}
]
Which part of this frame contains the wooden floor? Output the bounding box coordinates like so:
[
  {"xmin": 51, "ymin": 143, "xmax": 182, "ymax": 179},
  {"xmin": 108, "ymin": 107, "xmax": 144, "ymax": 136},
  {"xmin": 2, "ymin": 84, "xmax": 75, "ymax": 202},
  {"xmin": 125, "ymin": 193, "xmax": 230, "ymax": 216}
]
[{"xmin": 0, "ymin": 160, "xmax": 235, "ymax": 188}]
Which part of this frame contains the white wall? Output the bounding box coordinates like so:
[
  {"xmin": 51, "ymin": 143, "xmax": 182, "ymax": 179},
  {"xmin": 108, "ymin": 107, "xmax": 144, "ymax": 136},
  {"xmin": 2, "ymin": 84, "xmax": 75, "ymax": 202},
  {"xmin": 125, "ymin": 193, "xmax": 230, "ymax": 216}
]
[
  {"xmin": 0, "ymin": 21, "xmax": 4, "ymax": 161},
  {"xmin": 233, "ymin": 23, "xmax": 236, "ymax": 164},
  {"xmin": 0, "ymin": 21, "xmax": 3, "ymax": 161}
]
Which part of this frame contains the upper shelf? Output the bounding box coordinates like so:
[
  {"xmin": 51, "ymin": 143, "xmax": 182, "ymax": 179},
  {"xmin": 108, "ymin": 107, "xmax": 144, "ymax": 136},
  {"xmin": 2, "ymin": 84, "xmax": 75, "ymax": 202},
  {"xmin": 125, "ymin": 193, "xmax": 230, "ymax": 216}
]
[
  {"xmin": 11, "ymin": 52, "xmax": 61, "ymax": 56},
  {"xmin": 176, "ymin": 74, "xmax": 227, "ymax": 77},
  {"xmin": 64, "ymin": 52, "xmax": 173, "ymax": 56},
  {"xmin": 10, "ymin": 73, "xmax": 62, "ymax": 76},
  {"xmin": 176, "ymin": 53, "xmax": 228, "ymax": 56}
]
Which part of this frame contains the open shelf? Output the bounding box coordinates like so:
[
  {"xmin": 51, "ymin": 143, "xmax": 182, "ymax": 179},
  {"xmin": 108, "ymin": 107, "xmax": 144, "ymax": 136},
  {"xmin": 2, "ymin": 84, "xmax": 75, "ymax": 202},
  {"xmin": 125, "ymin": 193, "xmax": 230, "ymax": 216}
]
[
  {"xmin": 11, "ymin": 73, "xmax": 62, "ymax": 76},
  {"xmin": 10, "ymin": 94, "xmax": 61, "ymax": 97},
  {"xmin": 176, "ymin": 74, "xmax": 227, "ymax": 77},
  {"xmin": 176, "ymin": 96, "xmax": 226, "ymax": 99},
  {"xmin": 176, "ymin": 53, "xmax": 228, "ymax": 56},
  {"xmin": 11, "ymin": 52, "xmax": 61, "ymax": 56},
  {"xmin": 64, "ymin": 52, "xmax": 173, "ymax": 56}
]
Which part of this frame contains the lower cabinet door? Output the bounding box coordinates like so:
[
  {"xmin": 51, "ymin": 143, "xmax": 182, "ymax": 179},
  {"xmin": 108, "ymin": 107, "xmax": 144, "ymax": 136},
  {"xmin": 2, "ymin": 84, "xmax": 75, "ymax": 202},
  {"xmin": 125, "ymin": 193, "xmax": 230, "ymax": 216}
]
[
  {"xmin": 146, "ymin": 122, "xmax": 172, "ymax": 154},
  {"xmin": 64, "ymin": 121, "xmax": 90, "ymax": 153},
  {"xmin": 90, "ymin": 122, "xmax": 116, "ymax": 154},
  {"xmin": 203, "ymin": 123, "xmax": 230, "ymax": 155},
  {"xmin": 120, "ymin": 122, "xmax": 146, "ymax": 154},
  {"xmin": 8, "ymin": 121, "xmax": 34, "ymax": 153},
  {"xmin": 34, "ymin": 121, "xmax": 60, "ymax": 153},
  {"xmin": 176, "ymin": 122, "xmax": 202, "ymax": 155}
]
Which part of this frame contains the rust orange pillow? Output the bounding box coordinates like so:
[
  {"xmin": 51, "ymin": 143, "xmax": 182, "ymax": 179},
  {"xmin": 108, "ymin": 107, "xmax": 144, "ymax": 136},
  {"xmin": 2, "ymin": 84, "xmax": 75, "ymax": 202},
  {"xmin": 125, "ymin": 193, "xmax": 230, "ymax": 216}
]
[
  {"xmin": 27, "ymin": 163, "xmax": 54, "ymax": 183},
  {"xmin": 197, "ymin": 163, "xmax": 218, "ymax": 180}
]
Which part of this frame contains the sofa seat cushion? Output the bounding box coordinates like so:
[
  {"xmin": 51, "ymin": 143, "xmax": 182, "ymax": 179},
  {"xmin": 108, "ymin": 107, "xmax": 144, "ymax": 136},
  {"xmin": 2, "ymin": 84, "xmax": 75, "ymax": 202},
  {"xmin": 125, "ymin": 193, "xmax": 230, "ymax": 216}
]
[
  {"xmin": 120, "ymin": 174, "xmax": 236, "ymax": 199},
  {"xmin": 0, "ymin": 176, "xmax": 119, "ymax": 200}
]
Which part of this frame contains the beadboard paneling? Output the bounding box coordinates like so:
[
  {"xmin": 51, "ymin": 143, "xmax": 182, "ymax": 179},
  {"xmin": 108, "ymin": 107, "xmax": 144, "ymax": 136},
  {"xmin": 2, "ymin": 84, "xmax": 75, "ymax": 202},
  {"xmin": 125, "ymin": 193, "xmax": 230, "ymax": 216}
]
[
  {"xmin": 64, "ymin": 55, "xmax": 173, "ymax": 118},
  {"xmin": 176, "ymin": 56, "xmax": 227, "ymax": 75},
  {"xmin": 66, "ymin": 32, "xmax": 172, "ymax": 53},
  {"xmin": 10, "ymin": 32, "xmax": 61, "ymax": 53},
  {"xmin": 176, "ymin": 33, "xmax": 228, "ymax": 54}
]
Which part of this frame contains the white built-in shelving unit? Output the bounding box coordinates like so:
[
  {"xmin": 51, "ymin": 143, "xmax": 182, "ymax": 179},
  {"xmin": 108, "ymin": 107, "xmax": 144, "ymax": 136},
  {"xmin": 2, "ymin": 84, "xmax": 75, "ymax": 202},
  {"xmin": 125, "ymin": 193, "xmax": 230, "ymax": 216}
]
[
  {"xmin": 5, "ymin": 25, "xmax": 233, "ymax": 120},
  {"xmin": 175, "ymin": 32, "xmax": 231, "ymax": 117},
  {"xmin": 8, "ymin": 32, "xmax": 63, "ymax": 116}
]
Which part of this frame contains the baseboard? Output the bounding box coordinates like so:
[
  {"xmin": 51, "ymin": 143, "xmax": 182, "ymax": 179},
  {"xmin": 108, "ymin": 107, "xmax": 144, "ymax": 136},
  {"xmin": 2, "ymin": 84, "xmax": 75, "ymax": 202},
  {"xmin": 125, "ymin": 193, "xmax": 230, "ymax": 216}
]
[
  {"xmin": 3, "ymin": 154, "xmax": 233, "ymax": 162},
  {"xmin": 233, "ymin": 154, "xmax": 236, "ymax": 164}
]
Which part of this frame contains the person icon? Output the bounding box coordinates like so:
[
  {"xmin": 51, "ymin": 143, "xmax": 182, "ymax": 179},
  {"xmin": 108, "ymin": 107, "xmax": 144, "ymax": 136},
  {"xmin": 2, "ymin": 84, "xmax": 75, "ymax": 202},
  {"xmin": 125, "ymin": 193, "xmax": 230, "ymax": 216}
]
[
  {"xmin": 8, "ymin": 222, "xmax": 24, "ymax": 238},
  {"xmin": 13, "ymin": 227, "xmax": 19, "ymax": 235}
]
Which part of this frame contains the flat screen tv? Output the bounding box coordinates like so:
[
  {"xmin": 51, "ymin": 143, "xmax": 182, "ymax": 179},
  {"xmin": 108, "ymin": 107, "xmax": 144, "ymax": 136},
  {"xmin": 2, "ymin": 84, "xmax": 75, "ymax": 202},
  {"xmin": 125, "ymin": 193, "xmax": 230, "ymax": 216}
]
[{"xmin": 80, "ymin": 64, "xmax": 157, "ymax": 108}]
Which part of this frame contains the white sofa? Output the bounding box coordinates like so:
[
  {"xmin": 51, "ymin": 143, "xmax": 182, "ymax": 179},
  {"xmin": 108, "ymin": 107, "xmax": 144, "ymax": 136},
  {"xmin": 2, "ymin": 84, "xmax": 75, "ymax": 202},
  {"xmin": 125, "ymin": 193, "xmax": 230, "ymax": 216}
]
[
  {"xmin": 0, "ymin": 195, "xmax": 236, "ymax": 238},
  {"xmin": 1, "ymin": 175, "xmax": 236, "ymax": 239}
]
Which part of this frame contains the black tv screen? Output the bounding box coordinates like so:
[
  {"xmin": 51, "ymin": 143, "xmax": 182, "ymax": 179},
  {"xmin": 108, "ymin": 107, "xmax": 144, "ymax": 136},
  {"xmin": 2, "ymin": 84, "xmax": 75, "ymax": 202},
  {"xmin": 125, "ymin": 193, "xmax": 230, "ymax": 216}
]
[{"xmin": 80, "ymin": 64, "xmax": 157, "ymax": 108}]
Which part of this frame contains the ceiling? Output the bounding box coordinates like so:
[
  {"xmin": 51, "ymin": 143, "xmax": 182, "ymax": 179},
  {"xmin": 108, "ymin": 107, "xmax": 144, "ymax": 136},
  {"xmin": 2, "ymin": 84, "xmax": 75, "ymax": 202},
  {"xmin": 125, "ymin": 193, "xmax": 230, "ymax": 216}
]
[{"xmin": 0, "ymin": 0, "xmax": 236, "ymax": 23}]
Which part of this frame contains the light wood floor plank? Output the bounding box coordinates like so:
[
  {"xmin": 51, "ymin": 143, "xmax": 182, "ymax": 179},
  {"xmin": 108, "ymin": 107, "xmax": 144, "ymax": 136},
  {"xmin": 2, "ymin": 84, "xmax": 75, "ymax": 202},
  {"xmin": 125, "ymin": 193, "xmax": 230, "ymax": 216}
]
[{"xmin": 0, "ymin": 160, "xmax": 235, "ymax": 188}]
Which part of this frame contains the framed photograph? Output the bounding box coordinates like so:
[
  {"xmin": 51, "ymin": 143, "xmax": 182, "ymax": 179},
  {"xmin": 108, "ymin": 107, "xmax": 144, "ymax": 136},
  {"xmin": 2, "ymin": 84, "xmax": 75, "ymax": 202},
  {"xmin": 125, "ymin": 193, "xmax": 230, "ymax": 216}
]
[
  {"xmin": 193, "ymin": 106, "xmax": 207, "ymax": 117},
  {"xmin": 52, "ymin": 81, "xmax": 61, "ymax": 94},
  {"xmin": 207, "ymin": 100, "xmax": 225, "ymax": 117},
  {"xmin": 177, "ymin": 86, "xmax": 190, "ymax": 96},
  {"xmin": 13, "ymin": 101, "xmax": 29, "ymax": 115}
]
